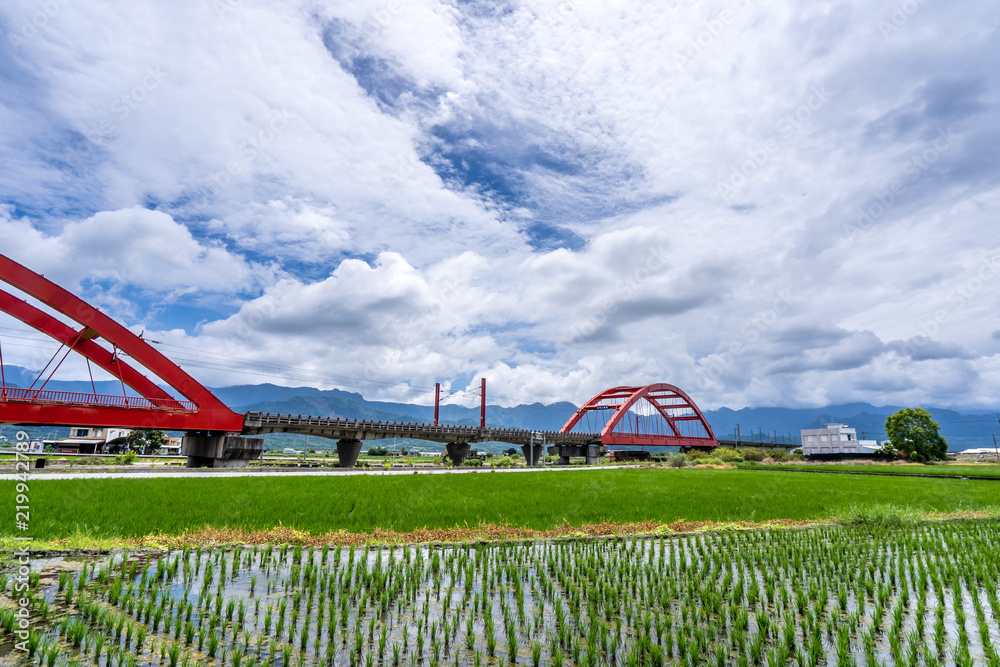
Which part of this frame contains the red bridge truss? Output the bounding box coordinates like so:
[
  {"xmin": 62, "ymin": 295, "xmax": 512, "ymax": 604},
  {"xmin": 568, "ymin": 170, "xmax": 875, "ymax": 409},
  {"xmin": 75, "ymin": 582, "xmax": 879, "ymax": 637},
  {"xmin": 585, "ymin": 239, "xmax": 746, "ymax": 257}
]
[
  {"xmin": 559, "ymin": 383, "xmax": 718, "ymax": 449},
  {"xmin": 0, "ymin": 253, "xmax": 244, "ymax": 432}
]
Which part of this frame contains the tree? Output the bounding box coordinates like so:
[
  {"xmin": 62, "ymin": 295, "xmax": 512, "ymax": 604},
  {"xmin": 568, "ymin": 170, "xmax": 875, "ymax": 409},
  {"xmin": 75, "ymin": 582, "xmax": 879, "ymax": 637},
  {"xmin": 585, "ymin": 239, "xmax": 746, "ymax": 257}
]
[
  {"xmin": 884, "ymin": 408, "xmax": 948, "ymax": 462},
  {"xmin": 126, "ymin": 429, "xmax": 166, "ymax": 455}
]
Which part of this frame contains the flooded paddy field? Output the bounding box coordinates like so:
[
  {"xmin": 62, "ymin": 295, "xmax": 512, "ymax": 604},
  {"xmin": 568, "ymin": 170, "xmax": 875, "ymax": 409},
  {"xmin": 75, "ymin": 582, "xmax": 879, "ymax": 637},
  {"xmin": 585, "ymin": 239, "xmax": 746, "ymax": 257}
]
[{"xmin": 1, "ymin": 520, "xmax": 998, "ymax": 666}]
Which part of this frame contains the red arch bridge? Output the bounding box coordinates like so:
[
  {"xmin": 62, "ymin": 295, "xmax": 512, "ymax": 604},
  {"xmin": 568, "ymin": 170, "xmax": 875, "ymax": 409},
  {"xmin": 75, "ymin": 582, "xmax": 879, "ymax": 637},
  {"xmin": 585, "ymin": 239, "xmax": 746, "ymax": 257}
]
[{"xmin": 0, "ymin": 253, "xmax": 718, "ymax": 467}]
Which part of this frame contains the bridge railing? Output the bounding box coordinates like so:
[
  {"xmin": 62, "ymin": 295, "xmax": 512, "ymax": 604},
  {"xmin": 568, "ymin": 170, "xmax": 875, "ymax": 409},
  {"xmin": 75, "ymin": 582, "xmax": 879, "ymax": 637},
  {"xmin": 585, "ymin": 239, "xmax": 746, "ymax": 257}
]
[
  {"xmin": 243, "ymin": 412, "xmax": 598, "ymax": 440},
  {"xmin": 0, "ymin": 387, "xmax": 196, "ymax": 412}
]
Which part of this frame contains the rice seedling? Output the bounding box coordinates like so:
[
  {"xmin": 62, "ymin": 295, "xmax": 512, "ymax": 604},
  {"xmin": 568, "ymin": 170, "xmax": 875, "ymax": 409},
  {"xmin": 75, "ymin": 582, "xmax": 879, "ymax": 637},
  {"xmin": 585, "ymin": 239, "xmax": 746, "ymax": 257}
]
[{"xmin": 4, "ymin": 518, "xmax": 1000, "ymax": 666}]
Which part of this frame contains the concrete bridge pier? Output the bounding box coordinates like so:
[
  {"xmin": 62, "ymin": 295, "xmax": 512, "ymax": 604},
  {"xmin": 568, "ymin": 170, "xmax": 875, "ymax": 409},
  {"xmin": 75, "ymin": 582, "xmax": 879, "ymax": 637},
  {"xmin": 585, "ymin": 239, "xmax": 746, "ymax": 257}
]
[
  {"xmin": 521, "ymin": 443, "xmax": 544, "ymax": 467},
  {"xmin": 585, "ymin": 445, "xmax": 603, "ymax": 465},
  {"xmin": 548, "ymin": 444, "xmax": 607, "ymax": 465},
  {"xmin": 336, "ymin": 439, "xmax": 363, "ymax": 468},
  {"xmin": 183, "ymin": 432, "xmax": 264, "ymax": 468},
  {"xmin": 446, "ymin": 442, "xmax": 471, "ymax": 466},
  {"xmin": 548, "ymin": 445, "xmax": 571, "ymax": 466}
]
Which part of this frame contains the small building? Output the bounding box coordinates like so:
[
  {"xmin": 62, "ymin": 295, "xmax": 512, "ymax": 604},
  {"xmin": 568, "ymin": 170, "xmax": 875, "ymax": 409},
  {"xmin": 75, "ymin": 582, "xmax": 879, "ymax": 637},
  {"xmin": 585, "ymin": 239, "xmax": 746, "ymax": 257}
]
[
  {"xmin": 958, "ymin": 447, "xmax": 1000, "ymax": 460},
  {"xmin": 48, "ymin": 426, "xmax": 132, "ymax": 454},
  {"xmin": 800, "ymin": 423, "xmax": 879, "ymax": 458},
  {"xmin": 160, "ymin": 437, "xmax": 182, "ymax": 455}
]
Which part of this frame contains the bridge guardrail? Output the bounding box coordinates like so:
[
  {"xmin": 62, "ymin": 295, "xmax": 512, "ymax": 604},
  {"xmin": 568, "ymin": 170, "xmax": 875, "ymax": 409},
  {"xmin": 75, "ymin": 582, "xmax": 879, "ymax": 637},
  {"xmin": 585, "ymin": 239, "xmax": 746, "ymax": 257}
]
[
  {"xmin": 243, "ymin": 412, "xmax": 599, "ymax": 442},
  {"xmin": 1, "ymin": 387, "xmax": 195, "ymax": 411}
]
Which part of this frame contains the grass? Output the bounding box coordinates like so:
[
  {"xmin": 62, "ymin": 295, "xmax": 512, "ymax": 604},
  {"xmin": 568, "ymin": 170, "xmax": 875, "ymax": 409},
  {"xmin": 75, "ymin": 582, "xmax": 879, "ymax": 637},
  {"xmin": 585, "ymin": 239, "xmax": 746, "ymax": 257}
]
[
  {"xmin": 3, "ymin": 468, "xmax": 999, "ymax": 542},
  {"xmin": 741, "ymin": 461, "xmax": 1000, "ymax": 478},
  {"xmin": 837, "ymin": 502, "xmax": 925, "ymax": 528}
]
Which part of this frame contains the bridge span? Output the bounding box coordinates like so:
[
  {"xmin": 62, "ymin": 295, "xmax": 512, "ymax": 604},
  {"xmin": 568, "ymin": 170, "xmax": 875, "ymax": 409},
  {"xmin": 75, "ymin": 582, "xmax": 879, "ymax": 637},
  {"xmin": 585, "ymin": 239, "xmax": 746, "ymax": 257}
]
[
  {"xmin": 0, "ymin": 252, "xmax": 718, "ymax": 468},
  {"xmin": 241, "ymin": 412, "xmax": 602, "ymax": 467}
]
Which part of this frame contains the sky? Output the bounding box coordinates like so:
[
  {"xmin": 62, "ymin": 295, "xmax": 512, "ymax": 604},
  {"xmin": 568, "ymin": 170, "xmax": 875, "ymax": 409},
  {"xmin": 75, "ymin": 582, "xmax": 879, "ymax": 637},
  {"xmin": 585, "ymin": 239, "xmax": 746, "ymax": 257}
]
[{"xmin": 0, "ymin": 0, "xmax": 998, "ymax": 411}]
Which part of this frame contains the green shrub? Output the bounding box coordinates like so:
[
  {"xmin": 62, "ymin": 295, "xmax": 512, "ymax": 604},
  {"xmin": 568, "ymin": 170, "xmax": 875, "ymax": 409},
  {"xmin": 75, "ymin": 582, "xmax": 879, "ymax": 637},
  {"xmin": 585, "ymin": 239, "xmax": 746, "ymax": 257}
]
[
  {"xmin": 709, "ymin": 448, "xmax": 743, "ymax": 463},
  {"xmin": 664, "ymin": 453, "xmax": 688, "ymax": 468},
  {"xmin": 685, "ymin": 449, "xmax": 712, "ymax": 461},
  {"xmin": 113, "ymin": 451, "xmax": 137, "ymax": 466},
  {"xmin": 491, "ymin": 456, "xmax": 513, "ymax": 468},
  {"xmin": 740, "ymin": 448, "xmax": 768, "ymax": 462},
  {"xmin": 463, "ymin": 458, "xmax": 482, "ymax": 467},
  {"xmin": 769, "ymin": 450, "xmax": 805, "ymax": 462}
]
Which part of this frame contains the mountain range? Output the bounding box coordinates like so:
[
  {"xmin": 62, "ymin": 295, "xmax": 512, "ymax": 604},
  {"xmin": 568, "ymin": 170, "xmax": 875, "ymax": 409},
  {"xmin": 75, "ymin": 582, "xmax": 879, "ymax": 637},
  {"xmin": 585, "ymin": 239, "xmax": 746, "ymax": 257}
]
[{"xmin": 2, "ymin": 366, "xmax": 997, "ymax": 451}]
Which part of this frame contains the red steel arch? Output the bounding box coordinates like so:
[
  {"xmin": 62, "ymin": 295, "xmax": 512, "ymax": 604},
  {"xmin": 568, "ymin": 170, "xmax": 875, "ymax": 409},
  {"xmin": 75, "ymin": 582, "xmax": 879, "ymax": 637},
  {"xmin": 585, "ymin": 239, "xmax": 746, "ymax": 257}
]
[
  {"xmin": 560, "ymin": 383, "xmax": 718, "ymax": 448},
  {"xmin": 0, "ymin": 253, "xmax": 244, "ymax": 431}
]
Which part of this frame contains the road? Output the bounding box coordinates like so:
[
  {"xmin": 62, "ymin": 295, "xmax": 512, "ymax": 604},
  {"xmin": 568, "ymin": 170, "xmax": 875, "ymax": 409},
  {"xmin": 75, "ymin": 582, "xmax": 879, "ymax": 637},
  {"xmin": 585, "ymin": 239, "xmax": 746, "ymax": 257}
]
[{"xmin": 0, "ymin": 464, "xmax": 630, "ymax": 481}]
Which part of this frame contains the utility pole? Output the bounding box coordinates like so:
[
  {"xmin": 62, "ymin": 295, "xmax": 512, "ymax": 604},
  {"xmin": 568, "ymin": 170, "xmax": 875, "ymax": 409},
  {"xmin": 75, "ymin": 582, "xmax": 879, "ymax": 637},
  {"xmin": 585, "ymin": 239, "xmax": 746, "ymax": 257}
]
[
  {"xmin": 434, "ymin": 383, "xmax": 441, "ymax": 426},
  {"xmin": 480, "ymin": 378, "xmax": 486, "ymax": 429},
  {"xmin": 735, "ymin": 423, "xmax": 741, "ymax": 444},
  {"xmin": 994, "ymin": 413, "xmax": 1000, "ymax": 461}
]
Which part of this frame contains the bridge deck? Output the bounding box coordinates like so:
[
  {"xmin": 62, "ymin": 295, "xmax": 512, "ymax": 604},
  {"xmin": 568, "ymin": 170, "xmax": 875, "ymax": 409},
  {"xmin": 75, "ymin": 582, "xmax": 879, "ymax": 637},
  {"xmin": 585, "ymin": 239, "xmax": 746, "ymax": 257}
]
[{"xmin": 242, "ymin": 412, "xmax": 600, "ymax": 446}]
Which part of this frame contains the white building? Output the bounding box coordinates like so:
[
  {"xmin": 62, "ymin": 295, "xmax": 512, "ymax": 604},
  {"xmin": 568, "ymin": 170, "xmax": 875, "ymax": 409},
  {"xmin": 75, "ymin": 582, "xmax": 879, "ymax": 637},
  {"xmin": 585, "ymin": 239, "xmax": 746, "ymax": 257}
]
[
  {"xmin": 959, "ymin": 448, "xmax": 1000, "ymax": 459},
  {"xmin": 800, "ymin": 423, "xmax": 879, "ymax": 457},
  {"xmin": 48, "ymin": 426, "xmax": 132, "ymax": 454}
]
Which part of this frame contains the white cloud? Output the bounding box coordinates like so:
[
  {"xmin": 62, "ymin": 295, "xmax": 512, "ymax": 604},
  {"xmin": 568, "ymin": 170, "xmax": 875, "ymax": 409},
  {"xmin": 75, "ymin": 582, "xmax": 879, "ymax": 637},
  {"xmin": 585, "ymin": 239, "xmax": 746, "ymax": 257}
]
[
  {"xmin": 1, "ymin": 0, "xmax": 998, "ymax": 411},
  {"xmin": 0, "ymin": 205, "xmax": 262, "ymax": 295}
]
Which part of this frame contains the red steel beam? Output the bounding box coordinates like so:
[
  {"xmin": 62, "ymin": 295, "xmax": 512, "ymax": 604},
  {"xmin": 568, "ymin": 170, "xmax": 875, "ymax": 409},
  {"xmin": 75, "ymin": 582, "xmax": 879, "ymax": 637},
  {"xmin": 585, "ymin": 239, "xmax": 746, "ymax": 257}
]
[
  {"xmin": 0, "ymin": 289, "xmax": 177, "ymax": 404},
  {"xmin": 0, "ymin": 402, "xmax": 221, "ymax": 431},
  {"xmin": 560, "ymin": 383, "xmax": 718, "ymax": 448},
  {"xmin": 0, "ymin": 253, "xmax": 244, "ymax": 432}
]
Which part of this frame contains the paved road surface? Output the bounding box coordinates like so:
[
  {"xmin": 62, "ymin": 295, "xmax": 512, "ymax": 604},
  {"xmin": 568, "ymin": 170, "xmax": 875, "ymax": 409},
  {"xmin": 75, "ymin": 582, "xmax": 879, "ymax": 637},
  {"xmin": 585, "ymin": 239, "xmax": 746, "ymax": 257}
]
[{"xmin": 0, "ymin": 465, "xmax": 630, "ymax": 481}]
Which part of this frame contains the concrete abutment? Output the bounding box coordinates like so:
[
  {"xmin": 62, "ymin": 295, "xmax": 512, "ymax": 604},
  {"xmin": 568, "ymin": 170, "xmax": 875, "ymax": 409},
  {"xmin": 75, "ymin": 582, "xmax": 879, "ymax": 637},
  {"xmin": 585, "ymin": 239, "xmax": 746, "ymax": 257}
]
[
  {"xmin": 183, "ymin": 433, "xmax": 264, "ymax": 468},
  {"xmin": 547, "ymin": 444, "xmax": 607, "ymax": 465}
]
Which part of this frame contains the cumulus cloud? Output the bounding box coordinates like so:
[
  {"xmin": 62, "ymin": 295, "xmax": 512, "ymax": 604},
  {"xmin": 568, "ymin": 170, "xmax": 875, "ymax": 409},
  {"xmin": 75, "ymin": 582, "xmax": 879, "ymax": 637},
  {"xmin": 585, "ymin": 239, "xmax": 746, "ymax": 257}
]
[
  {"xmin": 0, "ymin": 205, "xmax": 263, "ymax": 295},
  {"xmin": 0, "ymin": 0, "xmax": 998, "ymax": 410}
]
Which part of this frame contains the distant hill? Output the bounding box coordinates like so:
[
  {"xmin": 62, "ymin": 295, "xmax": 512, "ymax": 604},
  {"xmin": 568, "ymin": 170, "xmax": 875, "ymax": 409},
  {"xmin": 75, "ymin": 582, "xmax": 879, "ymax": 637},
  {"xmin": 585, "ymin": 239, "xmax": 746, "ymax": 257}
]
[
  {"xmin": 705, "ymin": 404, "xmax": 998, "ymax": 450},
  {"xmin": 2, "ymin": 365, "xmax": 996, "ymax": 450}
]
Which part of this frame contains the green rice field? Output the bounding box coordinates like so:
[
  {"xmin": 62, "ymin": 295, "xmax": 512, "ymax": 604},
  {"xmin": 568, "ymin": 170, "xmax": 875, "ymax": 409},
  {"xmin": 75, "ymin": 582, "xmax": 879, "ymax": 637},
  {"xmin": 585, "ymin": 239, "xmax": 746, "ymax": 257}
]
[
  {"xmin": 2, "ymin": 519, "xmax": 1000, "ymax": 666},
  {"xmin": 3, "ymin": 468, "xmax": 1000, "ymax": 542},
  {"xmin": 741, "ymin": 463, "xmax": 1000, "ymax": 479}
]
